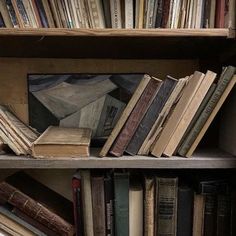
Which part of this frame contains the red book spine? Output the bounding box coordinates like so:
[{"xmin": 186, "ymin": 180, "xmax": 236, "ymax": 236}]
[{"xmin": 215, "ymin": 0, "xmax": 225, "ymax": 27}]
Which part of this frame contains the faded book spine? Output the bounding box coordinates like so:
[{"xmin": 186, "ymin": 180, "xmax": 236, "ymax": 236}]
[
  {"xmin": 125, "ymin": 0, "xmax": 133, "ymax": 28},
  {"xmin": 110, "ymin": 78, "xmax": 162, "ymax": 157},
  {"xmin": 156, "ymin": 177, "xmax": 178, "ymax": 236},
  {"xmin": 126, "ymin": 76, "xmax": 177, "ymax": 155},
  {"xmin": 110, "ymin": 0, "xmax": 122, "ymax": 28},
  {"xmin": 0, "ymin": 182, "xmax": 74, "ymax": 236}
]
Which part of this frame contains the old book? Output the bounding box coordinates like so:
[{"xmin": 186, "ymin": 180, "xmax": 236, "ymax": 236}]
[
  {"xmin": 102, "ymin": 0, "xmax": 111, "ymax": 27},
  {"xmin": 125, "ymin": 0, "xmax": 133, "ymax": 28},
  {"xmin": 195, "ymin": 0, "xmax": 204, "ymax": 28},
  {"xmin": 227, "ymin": 0, "xmax": 235, "ymax": 28},
  {"xmin": 144, "ymin": 176, "xmax": 155, "ymax": 236},
  {"xmin": 5, "ymin": 0, "xmax": 19, "ymax": 27},
  {"xmin": 22, "ymin": 0, "xmax": 39, "ymax": 28},
  {"xmin": 80, "ymin": 170, "xmax": 94, "ymax": 236},
  {"xmin": 110, "ymin": 0, "xmax": 122, "ymax": 28},
  {"xmin": 129, "ymin": 182, "xmax": 143, "ymax": 236},
  {"xmin": 156, "ymin": 177, "xmax": 178, "ymax": 236},
  {"xmin": 161, "ymin": 0, "xmax": 171, "ymax": 27},
  {"xmin": 41, "ymin": 0, "xmax": 55, "ymax": 27},
  {"xmin": 230, "ymin": 190, "xmax": 236, "ymax": 236},
  {"xmin": 110, "ymin": 77, "xmax": 162, "ymax": 157},
  {"xmin": 136, "ymin": 0, "xmax": 145, "ymax": 28},
  {"xmin": 145, "ymin": 0, "xmax": 157, "ymax": 28},
  {"xmin": 183, "ymin": 67, "xmax": 236, "ymax": 157},
  {"xmin": 215, "ymin": 0, "xmax": 225, "ymax": 27},
  {"xmin": 100, "ymin": 74, "xmax": 151, "ymax": 157},
  {"xmin": 91, "ymin": 173, "xmax": 106, "ymax": 236},
  {"xmin": 104, "ymin": 173, "xmax": 114, "ymax": 236},
  {"xmin": 163, "ymin": 70, "xmax": 216, "ymax": 157},
  {"xmin": 209, "ymin": 0, "xmax": 216, "ymax": 27},
  {"xmin": 72, "ymin": 172, "xmax": 83, "ymax": 236},
  {"xmin": 151, "ymin": 71, "xmax": 204, "ymax": 157},
  {"xmin": 155, "ymin": 0, "xmax": 163, "ymax": 28},
  {"xmin": 0, "ymin": 2, "xmax": 13, "ymax": 27},
  {"xmin": 10, "ymin": 0, "xmax": 25, "ymax": 28},
  {"xmin": 192, "ymin": 194, "xmax": 205, "ymax": 236},
  {"xmin": 32, "ymin": 126, "xmax": 91, "ymax": 158},
  {"xmin": 179, "ymin": 0, "xmax": 188, "ymax": 27},
  {"xmin": 87, "ymin": 0, "xmax": 105, "ymax": 28},
  {"xmin": 30, "ymin": 0, "xmax": 43, "ymax": 27},
  {"xmin": 34, "ymin": 0, "xmax": 49, "ymax": 27},
  {"xmin": 56, "ymin": 0, "xmax": 67, "ymax": 27},
  {"xmin": 48, "ymin": 0, "xmax": 63, "ymax": 27},
  {"xmin": 177, "ymin": 185, "xmax": 194, "ymax": 236},
  {"xmin": 126, "ymin": 76, "xmax": 177, "ymax": 155},
  {"xmin": 0, "ymin": 182, "xmax": 74, "ymax": 236},
  {"xmin": 114, "ymin": 172, "xmax": 129, "ymax": 236}
]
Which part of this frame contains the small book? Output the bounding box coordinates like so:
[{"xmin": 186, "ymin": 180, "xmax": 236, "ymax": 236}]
[{"xmin": 32, "ymin": 126, "xmax": 92, "ymax": 158}]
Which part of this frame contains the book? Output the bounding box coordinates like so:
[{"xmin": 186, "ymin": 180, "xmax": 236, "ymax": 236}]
[
  {"xmin": 110, "ymin": 0, "xmax": 122, "ymax": 28},
  {"xmin": 87, "ymin": 0, "xmax": 105, "ymax": 28},
  {"xmin": 151, "ymin": 71, "xmax": 205, "ymax": 157},
  {"xmin": 155, "ymin": 177, "xmax": 178, "ymax": 236},
  {"xmin": 99, "ymin": 74, "xmax": 151, "ymax": 157},
  {"xmin": 91, "ymin": 173, "xmax": 106, "ymax": 236},
  {"xmin": 180, "ymin": 67, "xmax": 236, "ymax": 157},
  {"xmin": 125, "ymin": 0, "xmax": 133, "ymax": 28},
  {"xmin": 0, "ymin": 2, "xmax": 13, "ymax": 27},
  {"xmin": 144, "ymin": 176, "xmax": 155, "ymax": 236},
  {"xmin": 215, "ymin": 0, "xmax": 225, "ymax": 27},
  {"xmin": 129, "ymin": 182, "xmax": 143, "ymax": 236},
  {"xmin": 110, "ymin": 76, "xmax": 162, "ymax": 157},
  {"xmin": 32, "ymin": 126, "xmax": 91, "ymax": 158},
  {"xmin": 41, "ymin": 0, "xmax": 55, "ymax": 27},
  {"xmin": 34, "ymin": 0, "xmax": 49, "ymax": 27},
  {"xmin": 102, "ymin": 0, "xmax": 112, "ymax": 27},
  {"xmin": 163, "ymin": 70, "xmax": 216, "ymax": 157},
  {"xmin": 126, "ymin": 76, "xmax": 177, "ymax": 156},
  {"xmin": 114, "ymin": 172, "xmax": 129, "ymax": 236}
]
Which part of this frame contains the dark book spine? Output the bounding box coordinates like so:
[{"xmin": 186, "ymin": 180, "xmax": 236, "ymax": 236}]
[
  {"xmin": 0, "ymin": 181, "xmax": 74, "ymax": 236},
  {"xmin": 5, "ymin": 0, "xmax": 19, "ymax": 27},
  {"xmin": 177, "ymin": 186, "xmax": 194, "ymax": 236},
  {"xmin": 204, "ymin": 195, "xmax": 217, "ymax": 236},
  {"xmin": 110, "ymin": 78, "xmax": 161, "ymax": 157},
  {"xmin": 91, "ymin": 175, "xmax": 106, "ymax": 236},
  {"xmin": 126, "ymin": 77, "xmax": 176, "ymax": 155},
  {"xmin": 216, "ymin": 194, "xmax": 231, "ymax": 236},
  {"xmin": 104, "ymin": 175, "xmax": 114, "ymax": 236},
  {"xmin": 35, "ymin": 0, "xmax": 49, "ymax": 27},
  {"xmin": 230, "ymin": 191, "xmax": 236, "ymax": 236},
  {"xmin": 0, "ymin": 13, "xmax": 5, "ymax": 27},
  {"xmin": 114, "ymin": 172, "xmax": 129, "ymax": 236},
  {"xmin": 102, "ymin": 0, "xmax": 112, "ymax": 28},
  {"xmin": 16, "ymin": 0, "xmax": 30, "ymax": 26},
  {"xmin": 155, "ymin": 0, "xmax": 163, "ymax": 27},
  {"xmin": 161, "ymin": 0, "xmax": 170, "ymax": 27},
  {"xmin": 72, "ymin": 175, "xmax": 83, "ymax": 236}
]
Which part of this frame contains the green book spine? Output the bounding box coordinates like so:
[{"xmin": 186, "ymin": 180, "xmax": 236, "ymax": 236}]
[
  {"xmin": 178, "ymin": 66, "xmax": 236, "ymax": 156},
  {"xmin": 114, "ymin": 172, "xmax": 129, "ymax": 236}
]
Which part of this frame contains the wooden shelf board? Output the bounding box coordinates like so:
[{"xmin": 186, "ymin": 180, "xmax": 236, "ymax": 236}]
[{"xmin": 0, "ymin": 149, "xmax": 235, "ymax": 169}]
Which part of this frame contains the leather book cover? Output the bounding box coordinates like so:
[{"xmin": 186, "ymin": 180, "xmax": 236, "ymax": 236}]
[
  {"xmin": 215, "ymin": 0, "xmax": 225, "ymax": 27},
  {"xmin": 161, "ymin": 0, "xmax": 171, "ymax": 27}
]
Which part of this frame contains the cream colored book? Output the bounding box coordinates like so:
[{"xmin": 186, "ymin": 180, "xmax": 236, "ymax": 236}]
[
  {"xmin": 163, "ymin": 70, "xmax": 216, "ymax": 157},
  {"xmin": 151, "ymin": 71, "xmax": 204, "ymax": 157},
  {"xmin": 32, "ymin": 126, "xmax": 91, "ymax": 158},
  {"xmin": 99, "ymin": 74, "xmax": 151, "ymax": 157},
  {"xmin": 0, "ymin": 2, "xmax": 13, "ymax": 28}
]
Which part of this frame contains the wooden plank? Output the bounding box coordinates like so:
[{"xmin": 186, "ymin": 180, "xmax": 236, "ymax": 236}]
[{"xmin": 0, "ymin": 28, "xmax": 232, "ymax": 37}]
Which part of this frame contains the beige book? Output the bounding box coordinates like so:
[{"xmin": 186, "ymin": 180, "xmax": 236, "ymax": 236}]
[
  {"xmin": 80, "ymin": 170, "xmax": 94, "ymax": 236},
  {"xmin": 195, "ymin": 0, "xmax": 203, "ymax": 28},
  {"xmin": 144, "ymin": 177, "xmax": 155, "ymax": 236},
  {"xmin": 163, "ymin": 71, "xmax": 216, "ymax": 157},
  {"xmin": 99, "ymin": 74, "xmax": 151, "ymax": 157},
  {"xmin": 70, "ymin": 0, "xmax": 80, "ymax": 28},
  {"xmin": 192, "ymin": 194, "xmax": 205, "ymax": 236},
  {"xmin": 110, "ymin": 0, "xmax": 122, "ymax": 28},
  {"xmin": 227, "ymin": 0, "xmax": 235, "ymax": 28},
  {"xmin": 41, "ymin": 0, "xmax": 55, "ymax": 28},
  {"xmin": 135, "ymin": 0, "xmax": 145, "ymax": 28},
  {"xmin": 179, "ymin": 0, "xmax": 188, "ymax": 27},
  {"xmin": 0, "ymin": 2, "xmax": 13, "ymax": 27},
  {"xmin": 191, "ymin": 0, "xmax": 197, "ymax": 28},
  {"xmin": 125, "ymin": 0, "xmax": 134, "ymax": 28},
  {"xmin": 187, "ymin": 0, "xmax": 194, "ymax": 28},
  {"xmin": 22, "ymin": 0, "xmax": 38, "ymax": 28},
  {"xmin": 186, "ymin": 75, "xmax": 236, "ymax": 157},
  {"xmin": 87, "ymin": 0, "xmax": 105, "ymax": 28},
  {"xmin": 151, "ymin": 71, "xmax": 204, "ymax": 157},
  {"xmin": 209, "ymin": 0, "xmax": 216, "ymax": 28},
  {"xmin": 139, "ymin": 77, "xmax": 189, "ymax": 155},
  {"xmin": 32, "ymin": 126, "xmax": 91, "ymax": 158},
  {"xmin": 129, "ymin": 183, "xmax": 143, "ymax": 236},
  {"xmin": 48, "ymin": 0, "xmax": 63, "ymax": 27}
]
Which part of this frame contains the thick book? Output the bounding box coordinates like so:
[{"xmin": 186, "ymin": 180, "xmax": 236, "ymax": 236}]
[
  {"xmin": 114, "ymin": 172, "xmax": 129, "ymax": 236},
  {"xmin": 129, "ymin": 182, "xmax": 143, "ymax": 236},
  {"xmin": 32, "ymin": 126, "xmax": 91, "ymax": 158},
  {"xmin": 215, "ymin": 0, "xmax": 225, "ymax": 27},
  {"xmin": 104, "ymin": 173, "xmax": 114, "ymax": 236},
  {"xmin": 0, "ymin": 2, "xmax": 13, "ymax": 27},
  {"xmin": 177, "ymin": 185, "xmax": 194, "ymax": 236},
  {"xmin": 151, "ymin": 71, "xmax": 205, "ymax": 157},
  {"xmin": 91, "ymin": 173, "xmax": 106, "ymax": 236},
  {"xmin": 180, "ymin": 67, "xmax": 236, "ymax": 157},
  {"xmin": 110, "ymin": 76, "xmax": 162, "ymax": 157},
  {"xmin": 163, "ymin": 70, "xmax": 216, "ymax": 157},
  {"xmin": 155, "ymin": 177, "xmax": 178, "ymax": 236},
  {"xmin": 144, "ymin": 176, "xmax": 155, "ymax": 236},
  {"xmin": 100, "ymin": 74, "xmax": 151, "ymax": 157},
  {"xmin": 126, "ymin": 76, "xmax": 177, "ymax": 155}
]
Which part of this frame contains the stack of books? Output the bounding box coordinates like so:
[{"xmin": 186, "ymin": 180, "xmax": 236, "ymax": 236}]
[
  {"xmin": 100, "ymin": 66, "xmax": 236, "ymax": 157},
  {"xmin": 0, "ymin": 0, "xmax": 234, "ymax": 29},
  {"xmin": 72, "ymin": 169, "xmax": 235, "ymax": 236}
]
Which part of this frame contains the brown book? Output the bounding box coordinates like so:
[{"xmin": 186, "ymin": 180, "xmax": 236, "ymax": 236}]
[
  {"xmin": 91, "ymin": 173, "xmax": 106, "ymax": 236},
  {"xmin": 0, "ymin": 181, "xmax": 74, "ymax": 236},
  {"xmin": 110, "ymin": 77, "xmax": 162, "ymax": 157},
  {"xmin": 32, "ymin": 126, "xmax": 91, "ymax": 158},
  {"xmin": 215, "ymin": 0, "xmax": 225, "ymax": 27},
  {"xmin": 193, "ymin": 194, "xmax": 205, "ymax": 236},
  {"xmin": 41, "ymin": 0, "xmax": 55, "ymax": 27}
]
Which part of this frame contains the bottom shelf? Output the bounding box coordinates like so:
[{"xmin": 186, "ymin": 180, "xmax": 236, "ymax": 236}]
[{"xmin": 0, "ymin": 148, "xmax": 235, "ymax": 169}]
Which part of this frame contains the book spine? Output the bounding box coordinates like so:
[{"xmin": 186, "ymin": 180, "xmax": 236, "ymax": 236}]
[
  {"xmin": 5, "ymin": 0, "xmax": 19, "ymax": 27},
  {"xmin": 114, "ymin": 172, "xmax": 129, "ymax": 236},
  {"xmin": 104, "ymin": 175, "xmax": 114, "ymax": 236},
  {"xmin": 102, "ymin": 0, "xmax": 112, "ymax": 28},
  {"xmin": 126, "ymin": 77, "xmax": 176, "ymax": 155},
  {"xmin": 110, "ymin": 0, "xmax": 122, "ymax": 28},
  {"xmin": 30, "ymin": 0, "xmax": 43, "ymax": 27},
  {"xmin": 193, "ymin": 194, "xmax": 205, "ymax": 236},
  {"xmin": 125, "ymin": 0, "xmax": 133, "ymax": 28},
  {"xmin": 161, "ymin": 0, "xmax": 171, "ymax": 27},
  {"xmin": 0, "ymin": 181, "xmax": 74, "ymax": 236},
  {"xmin": 91, "ymin": 175, "xmax": 106, "ymax": 236},
  {"xmin": 16, "ymin": 0, "xmax": 31, "ymax": 27},
  {"xmin": 110, "ymin": 78, "xmax": 161, "ymax": 157},
  {"xmin": 34, "ymin": 0, "xmax": 49, "ymax": 27},
  {"xmin": 0, "ymin": 2, "xmax": 13, "ymax": 27},
  {"xmin": 0, "ymin": 12, "xmax": 5, "ymax": 27},
  {"xmin": 156, "ymin": 177, "xmax": 178, "ymax": 236},
  {"xmin": 215, "ymin": 0, "xmax": 225, "ymax": 27}
]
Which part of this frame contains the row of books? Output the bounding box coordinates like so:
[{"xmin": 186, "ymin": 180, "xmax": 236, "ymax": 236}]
[
  {"xmin": 0, "ymin": 0, "xmax": 234, "ymax": 29},
  {"xmin": 72, "ymin": 169, "xmax": 236, "ymax": 236},
  {"xmin": 100, "ymin": 66, "xmax": 236, "ymax": 158}
]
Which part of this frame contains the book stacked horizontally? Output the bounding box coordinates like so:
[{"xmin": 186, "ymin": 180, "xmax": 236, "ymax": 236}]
[
  {"xmin": 100, "ymin": 66, "xmax": 236, "ymax": 158},
  {"xmin": 72, "ymin": 169, "xmax": 235, "ymax": 236},
  {"xmin": 0, "ymin": 0, "xmax": 234, "ymax": 29}
]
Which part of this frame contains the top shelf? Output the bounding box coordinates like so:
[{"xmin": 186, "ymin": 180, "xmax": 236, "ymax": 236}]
[{"xmin": 0, "ymin": 28, "xmax": 235, "ymax": 59}]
